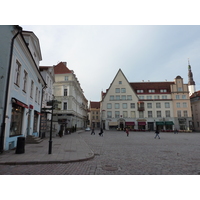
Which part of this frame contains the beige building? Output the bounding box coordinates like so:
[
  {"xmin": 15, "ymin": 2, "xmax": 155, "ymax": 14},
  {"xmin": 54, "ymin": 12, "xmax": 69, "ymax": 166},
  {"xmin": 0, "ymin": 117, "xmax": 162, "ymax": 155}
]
[
  {"xmin": 53, "ymin": 62, "xmax": 88, "ymax": 132},
  {"xmin": 101, "ymin": 69, "xmax": 192, "ymax": 131},
  {"xmin": 88, "ymin": 101, "xmax": 100, "ymax": 129}
]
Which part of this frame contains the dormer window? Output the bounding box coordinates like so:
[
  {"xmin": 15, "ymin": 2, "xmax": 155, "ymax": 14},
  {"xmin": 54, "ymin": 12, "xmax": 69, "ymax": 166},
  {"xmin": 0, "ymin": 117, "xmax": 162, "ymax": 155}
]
[
  {"xmin": 148, "ymin": 89, "xmax": 155, "ymax": 93},
  {"xmin": 160, "ymin": 89, "xmax": 167, "ymax": 93},
  {"xmin": 137, "ymin": 90, "xmax": 144, "ymax": 93}
]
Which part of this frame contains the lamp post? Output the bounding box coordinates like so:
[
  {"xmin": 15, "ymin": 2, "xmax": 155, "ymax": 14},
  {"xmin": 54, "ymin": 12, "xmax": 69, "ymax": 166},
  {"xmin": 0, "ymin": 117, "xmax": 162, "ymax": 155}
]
[{"xmin": 48, "ymin": 99, "xmax": 54, "ymax": 154}]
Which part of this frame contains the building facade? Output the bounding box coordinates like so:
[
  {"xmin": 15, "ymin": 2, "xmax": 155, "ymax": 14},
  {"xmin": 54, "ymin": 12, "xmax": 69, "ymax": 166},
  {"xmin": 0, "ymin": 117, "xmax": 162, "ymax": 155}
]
[
  {"xmin": 39, "ymin": 66, "xmax": 55, "ymax": 137},
  {"xmin": 53, "ymin": 62, "xmax": 88, "ymax": 133},
  {"xmin": 100, "ymin": 69, "xmax": 192, "ymax": 131},
  {"xmin": 88, "ymin": 101, "xmax": 100, "ymax": 129},
  {"xmin": 0, "ymin": 26, "xmax": 46, "ymax": 151}
]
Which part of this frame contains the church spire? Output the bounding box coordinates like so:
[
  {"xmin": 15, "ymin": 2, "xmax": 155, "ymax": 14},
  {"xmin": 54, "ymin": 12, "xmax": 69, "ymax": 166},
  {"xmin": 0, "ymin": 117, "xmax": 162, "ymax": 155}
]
[
  {"xmin": 188, "ymin": 59, "xmax": 196, "ymax": 96},
  {"xmin": 188, "ymin": 59, "xmax": 195, "ymax": 85}
]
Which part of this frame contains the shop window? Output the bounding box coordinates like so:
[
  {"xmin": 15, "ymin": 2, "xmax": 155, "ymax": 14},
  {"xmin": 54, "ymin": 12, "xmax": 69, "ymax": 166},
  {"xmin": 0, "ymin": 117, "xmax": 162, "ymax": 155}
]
[{"xmin": 10, "ymin": 104, "xmax": 23, "ymax": 136}]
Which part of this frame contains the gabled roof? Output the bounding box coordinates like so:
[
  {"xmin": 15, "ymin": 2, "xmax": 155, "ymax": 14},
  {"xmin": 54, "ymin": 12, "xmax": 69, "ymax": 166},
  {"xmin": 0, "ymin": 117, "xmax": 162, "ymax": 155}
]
[
  {"xmin": 90, "ymin": 101, "xmax": 100, "ymax": 109},
  {"xmin": 54, "ymin": 62, "xmax": 72, "ymax": 74}
]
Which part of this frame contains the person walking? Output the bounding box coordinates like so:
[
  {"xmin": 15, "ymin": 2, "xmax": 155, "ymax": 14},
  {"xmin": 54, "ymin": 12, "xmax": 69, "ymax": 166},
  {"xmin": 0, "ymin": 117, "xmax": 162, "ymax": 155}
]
[
  {"xmin": 126, "ymin": 128, "xmax": 129, "ymax": 137},
  {"xmin": 174, "ymin": 129, "xmax": 178, "ymax": 134},
  {"xmin": 99, "ymin": 128, "xmax": 103, "ymax": 136},
  {"xmin": 91, "ymin": 128, "xmax": 95, "ymax": 135},
  {"xmin": 154, "ymin": 129, "xmax": 160, "ymax": 139}
]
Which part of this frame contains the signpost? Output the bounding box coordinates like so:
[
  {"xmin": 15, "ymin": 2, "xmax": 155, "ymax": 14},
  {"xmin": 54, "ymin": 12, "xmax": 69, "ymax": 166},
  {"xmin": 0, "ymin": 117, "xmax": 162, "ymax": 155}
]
[{"xmin": 46, "ymin": 100, "xmax": 61, "ymax": 154}]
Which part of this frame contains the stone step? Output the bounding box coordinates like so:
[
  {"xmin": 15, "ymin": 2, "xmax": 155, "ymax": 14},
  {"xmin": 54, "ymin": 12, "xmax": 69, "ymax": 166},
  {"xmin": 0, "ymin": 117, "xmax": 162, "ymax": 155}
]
[{"xmin": 26, "ymin": 135, "xmax": 43, "ymax": 144}]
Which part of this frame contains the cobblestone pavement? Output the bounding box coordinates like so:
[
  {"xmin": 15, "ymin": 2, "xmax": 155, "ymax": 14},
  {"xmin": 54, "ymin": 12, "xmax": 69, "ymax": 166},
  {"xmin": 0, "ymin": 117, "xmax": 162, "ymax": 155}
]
[{"xmin": 1, "ymin": 130, "xmax": 200, "ymax": 175}]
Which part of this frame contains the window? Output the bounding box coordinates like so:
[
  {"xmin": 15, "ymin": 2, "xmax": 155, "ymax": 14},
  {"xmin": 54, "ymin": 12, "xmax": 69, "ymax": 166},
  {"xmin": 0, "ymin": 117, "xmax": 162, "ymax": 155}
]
[
  {"xmin": 65, "ymin": 76, "xmax": 68, "ymax": 81},
  {"xmin": 176, "ymin": 103, "xmax": 181, "ymax": 108},
  {"xmin": 35, "ymin": 87, "xmax": 38, "ymax": 102},
  {"xmin": 121, "ymin": 95, "xmax": 126, "ymax": 100},
  {"xmin": 130, "ymin": 103, "xmax": 135, "ymax": 109},
  {"xmin": 162, "ymin": 96, "xmax": 167, "ymax": 99},
  {"xmin": 147, "ymin": 103, "xmax": 152, "ymax": 108},
  {"xmin": 139, "ymin": 96, "xmax": 144, "ymax": 99},
  {"xmin": 110, "ymin": 95, "xmax": 114, "ymax": 100},
  {"xmin": 154, "ymin": 96, "xmax": 160, "ymax": 99},
  {"xmin": 14, "ymin": 60, "xmax": 21, "ymax": 86},
  {"xmin": 23, "ymin": 70, "xmax": 28, "ymax": 92},
  {"xmin": 137, "ymin": 90, "xmax": 144, "ymax": 93},
  {"xmin": 177, "ymin": 111, "xmax": 181, "ymax": 117},
  {"xmin": 131, "ymin": 111, "xmax": 136, "ymax": 118},
  {"xmin": 107, "ymin": 103, "xmax": 112, "ymax": 109},
  {"xmin": 63, "ymin": 102, "xmax": 67, "ymax": 110},
  {"xmin": 165, "ymin": 110, "xmax": 170, "ymax": 117},
  {"xmin": 139, "ymin": 111, "xmax": 144, "ymax": 118},
  {"xmin": 10, "ymin": 105, "xmax": 23, "ymax": 136},
  {"xmin": 148, "ymin": 111, "xmax": 153, "ymax": 118},
  {"xmin": 182, "ymin": 95, "xmax": 186, "ymax": 99},
  {"xmin": 148, "ymin": 89, "xmax": 155, "ymax": 93},
  {"xmin": 127, "ymin": 95, "xmax": 132, "ymax": 100},
  {"xmin": 121, "ymin": 88, "xmax": 126, "ymax": 93},
  {"xmin": 160, "ymin": 89, "xmax": 167, "ymax": 93},
  {"xmin": 38, "ymin": 91, "xmax": 40, "ymax": 104},
  {"xmin": 33, "ymin": 111, "xmax": 38, "ymax": 132},
  {"xmin": 176, "ymin": 95, "xmax": 180, "ymax": 99},
  {"xmin": 107, "ymin": 111, "xmax": 112, "ymax": 118},
  {"xmin": 115, "ymin": 111, "xmax": 120, "ymax": 118},
  {"xmin": 116, "ymin": 95, "xmax": 120, "ymax": 100},
  {"xmin": 115, "ymin": 103, "xmax": 120, "ymax": 109},
  {"xmin": 183, "ymin": 110, "xmax": 188, "ymax": 117},
  {"xmin": 122, "ymin": 103, "xmax": 127, "ymax": 109},
  {"xmin": 165, "ymin": 102, "xmax": 170, "ymax": 108},
  {"xmin": 157, "ymin": 111, "xmax": 162, "ymax": 118},
  {"xmin": 147, "ymin": 96, "xmax": 152, "ymax": 99},
  {"xmin": 30, "ymin": 80, "xmax": 34, "ymax": 98},
  {"xmin": 183, "ymin": 102, "xmax": 187, "ymax": 108},
  {"xmin": 64, "ymin": 89, "xmax": 68, "ymax": 96},
  {"xmin": 119, "ymin": 81, "xmax": 122, "ymax": 84},
  {"xmin": 156, "ymin": 103, "xmax": 161, "ymax": 108},
  {"xmin": 178, "ymin": 87, "xmax": 183, "ymax": 91},
  {"xmin": 123, "ymin": 111, "xmax": 128, "ymax": 118},
  {"xmin": 116, "ymin": 88, "xmax": 120, "ymax": 93}
]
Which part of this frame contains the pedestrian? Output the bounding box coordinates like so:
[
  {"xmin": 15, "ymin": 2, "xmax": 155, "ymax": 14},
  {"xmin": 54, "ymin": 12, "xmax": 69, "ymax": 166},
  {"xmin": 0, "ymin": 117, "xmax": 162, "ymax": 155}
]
[
  {"xmin": 91, "ymin": 128, "xmax": 95, "ymax": 135},
  {"xmin": 174, "ymin": 129, "xmax": 178, "ymax": 134},
  {"xmin": 99, "ymin": 128, "xmax": 103, "ymax": 136},
  {"xmin": 154, "ymin": 129, "xmax": 160, "ymax": 139},
  {"xmin": 126, "ymin": 128, "xmax": 129, "ymax": 137}
]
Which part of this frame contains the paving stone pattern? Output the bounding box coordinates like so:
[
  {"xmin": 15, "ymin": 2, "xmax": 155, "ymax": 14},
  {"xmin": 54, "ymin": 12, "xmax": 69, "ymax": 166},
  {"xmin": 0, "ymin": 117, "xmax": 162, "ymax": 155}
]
[{"xmin": 1, "ymin": 131, "xmax": 200, "ymax": 175}]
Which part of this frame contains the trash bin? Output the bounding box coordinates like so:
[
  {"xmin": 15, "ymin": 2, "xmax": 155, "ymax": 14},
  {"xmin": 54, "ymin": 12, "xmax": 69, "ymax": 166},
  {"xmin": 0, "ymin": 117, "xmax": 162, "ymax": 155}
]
[{"xmin": 15, "ymin": 137, "xmax": 25, "ymax": 154}]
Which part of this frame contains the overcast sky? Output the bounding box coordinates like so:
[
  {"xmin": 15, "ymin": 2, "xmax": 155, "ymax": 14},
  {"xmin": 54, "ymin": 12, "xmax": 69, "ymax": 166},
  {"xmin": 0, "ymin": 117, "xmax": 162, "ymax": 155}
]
[{"xmin": 21, "ymin": 25, "xmax": 200, "ymax": 101}]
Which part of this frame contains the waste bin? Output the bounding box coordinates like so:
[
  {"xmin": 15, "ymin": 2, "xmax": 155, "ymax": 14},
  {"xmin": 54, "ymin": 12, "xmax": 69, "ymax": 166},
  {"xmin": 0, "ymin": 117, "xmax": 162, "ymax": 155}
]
[{"xmin": 15, "ymin": 137, "xmax": 25, "ymax": 154}]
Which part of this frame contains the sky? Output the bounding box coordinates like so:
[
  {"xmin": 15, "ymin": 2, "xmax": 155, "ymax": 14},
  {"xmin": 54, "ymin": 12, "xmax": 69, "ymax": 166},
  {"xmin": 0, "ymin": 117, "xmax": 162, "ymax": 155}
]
[{"xmin": 21, "ymin": 25, "xmax": 200, "ymax": 101}]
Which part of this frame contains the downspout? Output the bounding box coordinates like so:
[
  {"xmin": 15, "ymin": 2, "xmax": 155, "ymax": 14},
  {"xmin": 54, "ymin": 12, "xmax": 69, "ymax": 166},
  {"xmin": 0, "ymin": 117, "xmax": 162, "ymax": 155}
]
[{"xmin": 0, "ymin": 26, "xmax": 22, "ymax": 153}]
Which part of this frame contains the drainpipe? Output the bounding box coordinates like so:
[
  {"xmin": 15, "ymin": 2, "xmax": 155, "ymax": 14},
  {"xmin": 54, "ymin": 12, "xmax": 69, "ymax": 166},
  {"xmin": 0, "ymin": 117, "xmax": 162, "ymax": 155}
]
[{"xmin": 0, "ymin": 26, "xmax": 22, "ymax": 153}]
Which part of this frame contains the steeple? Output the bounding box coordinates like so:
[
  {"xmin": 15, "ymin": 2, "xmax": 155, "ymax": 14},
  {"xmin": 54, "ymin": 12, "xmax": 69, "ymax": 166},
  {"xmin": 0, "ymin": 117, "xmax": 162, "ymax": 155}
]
[{"xmin": 188, "ymin": 59, "xmax": 196, "ymax": 95}]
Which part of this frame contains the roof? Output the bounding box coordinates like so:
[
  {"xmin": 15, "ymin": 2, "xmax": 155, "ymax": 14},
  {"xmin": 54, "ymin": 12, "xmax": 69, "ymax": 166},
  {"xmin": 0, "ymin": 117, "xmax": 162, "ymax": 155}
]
[
  {"xmin": 54, "ymin": 62, "xmax": 72, "ymax": 74},
  {"xmin": 130, "ymin": 81, "xmax": 174, "ymax": 94},
  {"xmin": 190, "ymin": 90, "xmax": 200, "ymax": 98},
  {"xmin": 90, "ymin": 101, "xmax": 100, "ymax": 109}
]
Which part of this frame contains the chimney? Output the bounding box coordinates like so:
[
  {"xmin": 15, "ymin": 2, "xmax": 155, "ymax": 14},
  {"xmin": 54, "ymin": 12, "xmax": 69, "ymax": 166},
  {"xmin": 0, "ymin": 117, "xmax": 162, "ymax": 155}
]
[{"xmin": 63, "ymin": 62, "xmax": 67, "ymax": 66}]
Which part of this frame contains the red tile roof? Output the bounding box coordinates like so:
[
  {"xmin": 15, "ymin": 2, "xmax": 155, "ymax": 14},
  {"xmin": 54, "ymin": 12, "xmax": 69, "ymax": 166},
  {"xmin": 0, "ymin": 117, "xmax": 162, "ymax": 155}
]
[
  {"xmin": 54, "ymin": 62, "xmax": 72, "ymax": 74},
  {"xmin": 90, "ymin": 101, "xmax": 100, "ymax": 109},
  {"xmin": 190, "ymin": 90, "xmax": 200, "ymax": 98},
  {"xmin": 130, "ymin": 82, "xmax": 174, "ymax": 94}
]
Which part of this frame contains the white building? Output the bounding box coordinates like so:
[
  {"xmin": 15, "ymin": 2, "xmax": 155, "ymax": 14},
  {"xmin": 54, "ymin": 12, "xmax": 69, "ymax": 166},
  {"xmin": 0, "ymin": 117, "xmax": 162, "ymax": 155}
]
[
  {"xmin": 53, "ymin": 62, "xmax": 88, "ymax": 133},
  {"xmin": 0, "ymin": 26, "xmax": 46, "ymax": 151}
]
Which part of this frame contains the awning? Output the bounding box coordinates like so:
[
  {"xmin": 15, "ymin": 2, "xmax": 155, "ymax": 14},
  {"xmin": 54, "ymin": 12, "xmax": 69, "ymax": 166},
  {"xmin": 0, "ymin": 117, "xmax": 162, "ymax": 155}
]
[
  {"xmin": 138, "ymin": 122, "xmax": 146, "ymax": 125},
  {"xmin": 156, "ymin": 121, "xmax": 165, "ymax": 125},
  {"xmin": 12, "ymin": 98, "xmax": 28, "ymax": 109},
  {"xmin": 165, "ymin": 121, "xmax": 174, "ymax": 125},
  {"xmin": 125, "ymin": 122, "xmax": 135, "ymax": 126}
]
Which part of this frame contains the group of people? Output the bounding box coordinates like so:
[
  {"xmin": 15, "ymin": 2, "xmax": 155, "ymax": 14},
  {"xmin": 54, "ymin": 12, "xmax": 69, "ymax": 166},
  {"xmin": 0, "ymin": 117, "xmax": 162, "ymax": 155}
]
[
  {"xmin": 91, "ymin": 127, "xmax": 179, "ymax": 139},
  {"xmin": 91, "ymin": 128, "xmax": 103, "ymax": 136}
]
